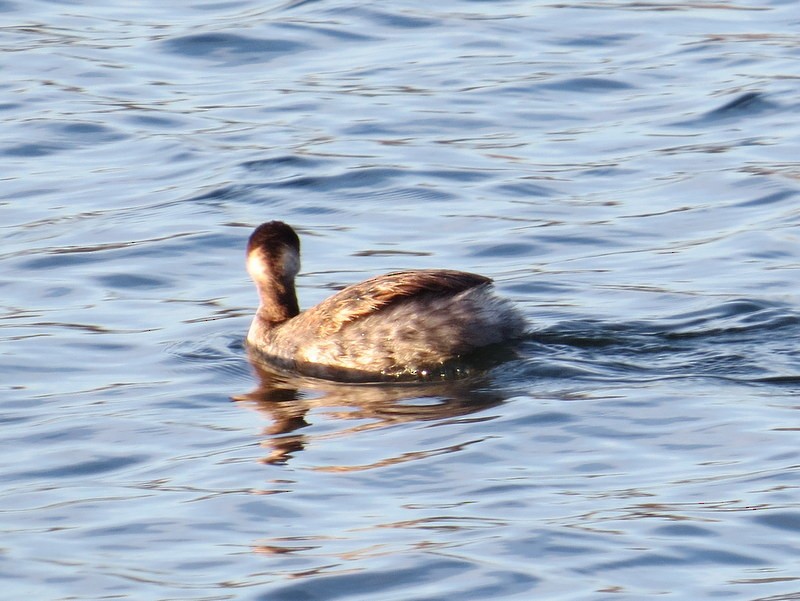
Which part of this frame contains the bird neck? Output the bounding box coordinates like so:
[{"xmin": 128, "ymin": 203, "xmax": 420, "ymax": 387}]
[{"xmin": 256, "ymin": 275, "xmax": 300, "ymax": 326}]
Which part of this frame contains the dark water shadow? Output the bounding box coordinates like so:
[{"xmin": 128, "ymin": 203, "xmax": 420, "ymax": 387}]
[
  {"xmin": 161, "ymin": 33, "xmax": 310, "ymax": 66},
  {"xmin": 522, "ymin": 297, "xmax": 800, "ymax": 388},
  {"xmin": 671, "ymin": 91, "xmax": 781, "ymax": 127}
]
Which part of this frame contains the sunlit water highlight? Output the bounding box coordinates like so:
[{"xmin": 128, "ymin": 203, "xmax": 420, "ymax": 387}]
[{"xmin": 2, "ymin": 1, "xmax": 799, "ymax": 599}]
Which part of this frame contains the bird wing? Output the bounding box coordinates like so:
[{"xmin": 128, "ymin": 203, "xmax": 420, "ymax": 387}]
[{"xmin": 302, "ymin": 269, "xmax": 492, "ymax": 336}]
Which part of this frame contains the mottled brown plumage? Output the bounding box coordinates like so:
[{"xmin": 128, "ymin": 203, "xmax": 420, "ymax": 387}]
[
  {"xmin": 307, "ymin": 269, "xmax": 492, "ymax": 337},
  {"xmin": 246, "ymin": 221, "xmax": 526, "ymax": 381}
]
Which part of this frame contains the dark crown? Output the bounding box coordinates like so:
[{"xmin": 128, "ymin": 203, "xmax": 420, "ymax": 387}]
[{"xmin": 247, "ymin": 221, "xmax": 301, "ymax": 256}]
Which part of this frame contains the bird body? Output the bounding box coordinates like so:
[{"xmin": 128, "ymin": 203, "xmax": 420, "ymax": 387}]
[{"xmin": 246, "ymin": 221, "xmax": 525, "ymax": 381}]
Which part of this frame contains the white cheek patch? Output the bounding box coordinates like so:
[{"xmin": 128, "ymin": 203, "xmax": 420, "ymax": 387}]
[
  {"xmin": 247, "ymin": 251, "xmax": 269, "ymax": 280},
  {"xmin": 247, "ymin": 248, "xmax": 300, "ymax": 282}
]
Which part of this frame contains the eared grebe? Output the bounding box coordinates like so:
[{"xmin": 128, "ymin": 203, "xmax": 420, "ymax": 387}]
[{"xmin": 246, "ymin": 221, "xmax": 526, "ymax": 381}]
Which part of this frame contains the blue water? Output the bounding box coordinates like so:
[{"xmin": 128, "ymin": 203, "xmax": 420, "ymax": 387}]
[{"xmin": 2, "ymin": 1, "xmax": 800, "ymax": 599}]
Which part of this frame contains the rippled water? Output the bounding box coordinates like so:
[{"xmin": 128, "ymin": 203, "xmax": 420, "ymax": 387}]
[{"xmin": 3, "ymin": 1, "xmax": 799, "ymax": 599}]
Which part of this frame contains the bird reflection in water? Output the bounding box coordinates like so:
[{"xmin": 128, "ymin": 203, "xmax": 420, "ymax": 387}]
[{"xmin": 234, "ymin": 348, "xmax": 508, "ymax": 465}]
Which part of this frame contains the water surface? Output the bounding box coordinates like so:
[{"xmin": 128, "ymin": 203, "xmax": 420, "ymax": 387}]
[{"xmin": 2, "ymin": 1, "xmax": 799, "ymax": 599}]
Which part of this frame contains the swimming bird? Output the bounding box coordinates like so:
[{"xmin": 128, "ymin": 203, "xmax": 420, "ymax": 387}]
[{"xmin": 246, "ymin": 221, "xmax": 526, "ymax": 381}]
